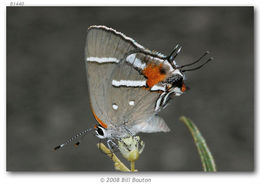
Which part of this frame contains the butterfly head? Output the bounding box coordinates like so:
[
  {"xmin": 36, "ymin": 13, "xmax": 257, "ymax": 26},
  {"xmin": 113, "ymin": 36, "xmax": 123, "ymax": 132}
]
[
  {"xmin": 165, "ymin": 71, "xmax": 186, "ymax": 96},
  {"xmin": 164, "ymin": 45, "xmax": 213, "ymax": 95}
]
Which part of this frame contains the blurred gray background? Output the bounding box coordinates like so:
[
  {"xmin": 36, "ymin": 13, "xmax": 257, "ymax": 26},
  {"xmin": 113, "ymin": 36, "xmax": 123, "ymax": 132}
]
[{"xmin": 7, "ymin": 7, "xmax": 254, "ymax": 171}]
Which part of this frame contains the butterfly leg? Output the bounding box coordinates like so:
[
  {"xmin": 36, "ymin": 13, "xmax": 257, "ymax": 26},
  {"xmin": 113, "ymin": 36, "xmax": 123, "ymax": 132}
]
[
  {"xmin": 106, "ymin": 139, "xmax": 119, "ymax": 158},
  {"xmin": 97, "ymin": 139, "xmax": 104, "ymax": 154},
  {"xmin": 98, "ymin": 138, "xmax": 119, "ymax": 158}
]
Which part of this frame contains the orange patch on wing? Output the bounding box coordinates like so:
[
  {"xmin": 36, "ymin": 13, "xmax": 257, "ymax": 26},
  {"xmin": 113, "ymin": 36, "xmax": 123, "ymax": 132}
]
[
  {"xmin": 143, "ymin": 63, "xmax": 166, "ymax": 87},
  {"xmin": 91, "ymin": 109, "xmax": 108, "ymax": 129}
]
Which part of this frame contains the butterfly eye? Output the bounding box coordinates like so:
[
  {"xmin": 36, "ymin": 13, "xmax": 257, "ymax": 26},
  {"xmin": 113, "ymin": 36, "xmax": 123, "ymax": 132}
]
[
  {"xmin": 97, "ymin": 126, "xmax": 104, "ymax": 135},
  {"xmin": 95, "ymin": 126, "xmax": 107, "ymax": 139},
  {"xmin": 172, "ymin": 77, "xmax": 183, "ymax": 88},
  {"xmin": 166, "ymin": 75, "xmax": 183, "ymax": 88}
]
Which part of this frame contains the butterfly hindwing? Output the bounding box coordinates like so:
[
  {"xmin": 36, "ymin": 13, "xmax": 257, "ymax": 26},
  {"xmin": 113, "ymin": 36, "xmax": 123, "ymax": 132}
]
[{"xmin": 106, "ymin": 54, "xmax": 170, "ymax": 133}]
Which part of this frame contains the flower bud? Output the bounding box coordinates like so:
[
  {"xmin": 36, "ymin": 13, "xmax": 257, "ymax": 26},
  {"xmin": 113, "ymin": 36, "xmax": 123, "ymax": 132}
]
[{"xmin": 118, "ymin": 136, "xmax": 145, "ymax": 162}]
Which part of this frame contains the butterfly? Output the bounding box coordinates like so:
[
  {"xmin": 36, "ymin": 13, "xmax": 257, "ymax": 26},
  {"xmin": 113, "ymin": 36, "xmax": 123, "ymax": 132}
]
[{"xmin": 54, "ymin": 25, "xmax": 212, "ymax": 151}]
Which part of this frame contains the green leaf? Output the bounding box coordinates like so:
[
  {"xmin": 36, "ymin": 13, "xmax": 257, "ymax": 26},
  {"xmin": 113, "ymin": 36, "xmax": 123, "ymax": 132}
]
[{"xmin": 180, "ymin": 116, "xmax": 217, "ymax": 172}]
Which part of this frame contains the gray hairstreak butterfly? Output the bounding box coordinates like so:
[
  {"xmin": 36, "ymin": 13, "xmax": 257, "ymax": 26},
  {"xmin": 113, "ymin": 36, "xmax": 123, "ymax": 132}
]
[{"xmin": 54, "ymin": 25, "xmax": 212, "ymax": 151}]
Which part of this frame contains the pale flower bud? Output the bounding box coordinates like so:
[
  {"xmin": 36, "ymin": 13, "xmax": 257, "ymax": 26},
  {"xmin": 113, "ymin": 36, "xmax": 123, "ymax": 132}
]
[{"xmin": 118, "ymin": 136, "xmax": 145, "ymax": 162}]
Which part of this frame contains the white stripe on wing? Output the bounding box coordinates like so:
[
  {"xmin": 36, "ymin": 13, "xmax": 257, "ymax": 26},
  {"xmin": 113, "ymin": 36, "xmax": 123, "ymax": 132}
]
[
  {"xmin": 112, "ymin": 80, "xmax": 146, "ymax": 87},
  {"xmin": 86, "ymin": 57, "xmax": 119, "ymax": 63}
]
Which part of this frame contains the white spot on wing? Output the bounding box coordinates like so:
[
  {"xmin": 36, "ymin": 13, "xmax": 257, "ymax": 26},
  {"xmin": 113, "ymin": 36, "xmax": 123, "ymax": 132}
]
[
  {"xmin": 151, "ymin": 85, "xmax": 166, "ymax": 91},
  {"xmin": 125, "ymin": 54, "xmax": 136, "ymax": 64},
  {"xmin": 133, "ymin": 58, "xmax": 146, "ymax": 70},
  {"xmin": 112, "ymin": 80, "xmax": 146, "ymax": 87},
  {"xmin": 129, "ymin": 101, "xmax": 135, "ymax": 106},
  {"xmin": 112, "ymin": 104, "xmax": 118, "ymax": 110},
  {"xmin": 126, "ymin": 54, "xmax": 146, "ymax": 70},
  {"xmin": 86, "ymin": 57, "xmax": 119, "ymax": 63}
]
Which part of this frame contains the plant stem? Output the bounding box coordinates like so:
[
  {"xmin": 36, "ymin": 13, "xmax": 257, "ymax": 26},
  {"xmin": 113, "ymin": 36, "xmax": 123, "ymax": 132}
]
[
  {"xmin": 130, "ymin": 161, "xmax": 135, "ymax": 172},
  {"xmin": 97, "ymin": 143, "xmax": 130, "ymax": 172},
  {"xmin": 180, "ymin": 116, "xmax": 217, "ymax": 172}
]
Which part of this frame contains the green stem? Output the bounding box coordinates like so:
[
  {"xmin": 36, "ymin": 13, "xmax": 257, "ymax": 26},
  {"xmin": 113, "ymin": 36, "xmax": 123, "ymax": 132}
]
[
  {"xmin": 130, "ymin": 161, "xmax": 135, "ymax": 172},
  {"xmin": 180, "ymin": 116, "xmax": 217, "ymax": 172}
]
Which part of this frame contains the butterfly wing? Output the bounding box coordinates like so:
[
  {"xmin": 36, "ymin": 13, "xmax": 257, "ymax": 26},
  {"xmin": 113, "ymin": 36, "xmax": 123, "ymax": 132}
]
[
  {"xmin": 86, "ymin": 26, "xmax": 170, "ymax": 135},
  {"xmin": 106, "ymin": 53, "xmax": 170, "ymax": 134},
  {"xmin": 86, "ymin": 26, "xmax": 136, "ymax": 128}
]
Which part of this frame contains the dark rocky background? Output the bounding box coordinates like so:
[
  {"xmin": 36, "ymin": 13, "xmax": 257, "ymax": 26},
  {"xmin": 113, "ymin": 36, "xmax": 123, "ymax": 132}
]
[{"xmin": 7, "ymin": 7, "xmax": 254, "ymax": 171}]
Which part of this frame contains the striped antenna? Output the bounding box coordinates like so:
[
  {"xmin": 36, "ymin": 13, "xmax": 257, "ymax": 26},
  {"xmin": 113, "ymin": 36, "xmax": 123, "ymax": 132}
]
[{"xmin": 54, "ymin": 128, "xmax": 93, "ymax": 151}]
